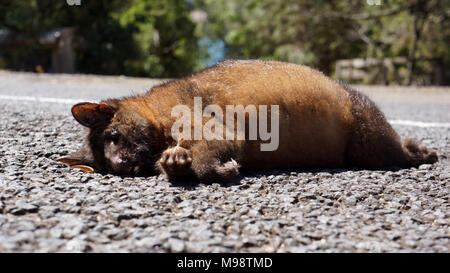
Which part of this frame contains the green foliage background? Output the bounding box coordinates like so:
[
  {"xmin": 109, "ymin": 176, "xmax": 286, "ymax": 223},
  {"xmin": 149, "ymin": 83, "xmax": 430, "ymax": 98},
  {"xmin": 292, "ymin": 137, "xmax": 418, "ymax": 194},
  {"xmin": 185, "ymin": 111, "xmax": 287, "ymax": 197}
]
[
  {"xmin": 0, "ymin": 0, "xmax": 198, "ymax": 78},
  {"xmin": 0, "ymin": 0, "xmax": 449, "ymax": 84},
  {"xmin": 196, "ymin": 0, "xmax": 449, "ymax": 84}
]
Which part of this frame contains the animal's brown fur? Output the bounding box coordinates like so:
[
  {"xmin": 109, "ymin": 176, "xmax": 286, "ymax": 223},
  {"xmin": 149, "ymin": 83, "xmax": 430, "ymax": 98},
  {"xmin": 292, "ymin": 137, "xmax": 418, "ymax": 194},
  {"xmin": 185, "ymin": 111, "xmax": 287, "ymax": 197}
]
[{"xmin": 59, "ymin": 60, "xmax": 438, "ymax": 182}]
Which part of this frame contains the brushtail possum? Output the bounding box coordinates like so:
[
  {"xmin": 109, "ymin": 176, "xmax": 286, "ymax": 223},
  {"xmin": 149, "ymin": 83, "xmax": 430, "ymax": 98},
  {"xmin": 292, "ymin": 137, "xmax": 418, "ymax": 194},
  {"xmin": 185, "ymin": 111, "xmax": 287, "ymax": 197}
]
[{"xmin": 59, "ymin": 60, "xmax": 438, "ymax": 182}]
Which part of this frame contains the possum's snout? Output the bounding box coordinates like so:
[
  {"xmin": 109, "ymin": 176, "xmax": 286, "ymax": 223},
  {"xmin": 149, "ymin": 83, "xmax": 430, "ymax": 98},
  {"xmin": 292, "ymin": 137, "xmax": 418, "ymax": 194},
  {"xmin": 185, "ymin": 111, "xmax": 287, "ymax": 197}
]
[
  {"xmin": 108, "ymin": 154, "xmax": 133, "ymax": 174},
  {"xmin": 104, "ymin": 143, "xmax": 149, "ymax": 175}
]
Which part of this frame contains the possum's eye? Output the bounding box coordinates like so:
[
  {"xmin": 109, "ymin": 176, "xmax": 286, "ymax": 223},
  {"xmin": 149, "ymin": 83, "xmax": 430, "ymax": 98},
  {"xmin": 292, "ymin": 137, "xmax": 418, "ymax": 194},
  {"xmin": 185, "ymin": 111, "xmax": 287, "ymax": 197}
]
[{"xmin": 104, "ymin": 128, "xmax": 120, "ymax": 144}]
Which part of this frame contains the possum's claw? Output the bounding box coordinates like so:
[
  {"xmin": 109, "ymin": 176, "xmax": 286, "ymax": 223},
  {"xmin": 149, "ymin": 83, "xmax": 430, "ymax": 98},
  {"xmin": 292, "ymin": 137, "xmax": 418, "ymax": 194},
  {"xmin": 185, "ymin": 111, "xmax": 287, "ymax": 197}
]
[{"xmin": 157, "ymin": 145, "xmax": 192, "ymax": 179}]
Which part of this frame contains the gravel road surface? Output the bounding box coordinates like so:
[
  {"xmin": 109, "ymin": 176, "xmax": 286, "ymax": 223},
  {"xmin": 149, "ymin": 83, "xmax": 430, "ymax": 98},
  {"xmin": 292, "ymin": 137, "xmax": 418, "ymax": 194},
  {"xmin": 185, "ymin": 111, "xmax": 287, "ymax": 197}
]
[{"xmin": 0, "ymin": 71, "xmax": 448, "ymax": 252}]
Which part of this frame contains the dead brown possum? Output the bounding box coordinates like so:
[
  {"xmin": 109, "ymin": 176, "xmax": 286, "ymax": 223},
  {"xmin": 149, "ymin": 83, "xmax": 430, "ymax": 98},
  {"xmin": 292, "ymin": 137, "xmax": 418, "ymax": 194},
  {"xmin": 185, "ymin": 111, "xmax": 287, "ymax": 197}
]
[{"xmin": 59, "ymin": 60, "xmax": 438, "ymax": 182}]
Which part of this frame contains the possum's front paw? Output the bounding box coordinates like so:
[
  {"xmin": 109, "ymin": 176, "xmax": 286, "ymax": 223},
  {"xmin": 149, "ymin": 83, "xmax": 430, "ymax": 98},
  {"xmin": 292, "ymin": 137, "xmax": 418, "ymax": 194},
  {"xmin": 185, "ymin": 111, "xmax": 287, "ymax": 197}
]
[{"xmin": 157, "ymin": 145, "xmax": 193, "ymax": 179}]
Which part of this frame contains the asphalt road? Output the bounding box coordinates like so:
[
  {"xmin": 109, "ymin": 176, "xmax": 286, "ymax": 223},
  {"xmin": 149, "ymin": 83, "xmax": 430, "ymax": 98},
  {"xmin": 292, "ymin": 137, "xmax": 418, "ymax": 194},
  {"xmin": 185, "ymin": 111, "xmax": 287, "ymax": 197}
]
[{"xmin": 0, "ymin": 70, "xmax": 448, "ymax": 252}]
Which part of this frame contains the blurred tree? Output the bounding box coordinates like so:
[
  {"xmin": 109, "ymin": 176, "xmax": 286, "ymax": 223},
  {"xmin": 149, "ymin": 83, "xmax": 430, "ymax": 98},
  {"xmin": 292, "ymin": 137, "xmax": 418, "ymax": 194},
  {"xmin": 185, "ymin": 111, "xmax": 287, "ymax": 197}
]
[
  {"xmin": 0, "ymin": 0, "xmax": 448, "ymax": 84},
  {"xmin": 195, "ymin": 0, "xmax": 366, "ymax": 74},
  {"xmin": 349, "ymin": 0, "xmax": 449, "ymax": 84},
  {"xmin": 195, "ymin": 0, "xmax": 450, "ymax": 84},
  {"xmin": 115, "ymin": 0, "xmax": 199, "ymax": 77},
  {"xmin": 0, "ymin": 0, "xmax": 199, "ymax": 77}
]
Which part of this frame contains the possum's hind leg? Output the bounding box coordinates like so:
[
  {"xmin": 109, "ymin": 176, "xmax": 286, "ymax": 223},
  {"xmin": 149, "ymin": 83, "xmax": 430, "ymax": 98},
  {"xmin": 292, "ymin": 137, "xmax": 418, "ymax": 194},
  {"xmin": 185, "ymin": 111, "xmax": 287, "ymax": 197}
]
[
  {"xmin": 190, "ymin": 140, "xmax": 241, "ymax": 182},
  {"xmin": 343, "ymin": 87, "xmax": 438, "ymax": 168},
  {"xmin": 157, "ymin": 140, "xmax": 241, "ymax": 182}
]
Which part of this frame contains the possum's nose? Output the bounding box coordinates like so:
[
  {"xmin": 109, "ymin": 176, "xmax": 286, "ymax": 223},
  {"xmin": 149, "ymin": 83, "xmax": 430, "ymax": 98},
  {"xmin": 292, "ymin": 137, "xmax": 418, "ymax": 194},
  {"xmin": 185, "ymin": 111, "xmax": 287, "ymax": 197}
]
[{"xmin": 110, "ymin": 155, "xmax": 132, "ymax": 173}]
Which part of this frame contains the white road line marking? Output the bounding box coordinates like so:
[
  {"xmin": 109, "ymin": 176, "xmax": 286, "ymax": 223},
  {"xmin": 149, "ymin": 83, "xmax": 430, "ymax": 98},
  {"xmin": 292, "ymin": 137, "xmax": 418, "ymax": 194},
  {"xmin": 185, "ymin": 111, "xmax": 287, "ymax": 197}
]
[
  {"xmin": 389, "ymin": 120, "xmax": 450, "ymax": 128},
  {"xmin": 0, "ymin": 95, "xmax": 90, "ymax": 104},
  {"xmin": 1, "ymin": 95, "xmax": 449, "ymax": 128}
]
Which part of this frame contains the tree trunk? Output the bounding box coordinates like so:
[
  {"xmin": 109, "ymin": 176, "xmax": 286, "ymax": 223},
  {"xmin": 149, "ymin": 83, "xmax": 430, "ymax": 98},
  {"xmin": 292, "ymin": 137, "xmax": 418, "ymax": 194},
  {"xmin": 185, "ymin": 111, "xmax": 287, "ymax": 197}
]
[
  {"xmin": 407, "ymin": 15, "xmax": 419, "ymax": 85},
  {"xmin": 407, "ymin": 1, "xmax": 427, "ymax": 86}
]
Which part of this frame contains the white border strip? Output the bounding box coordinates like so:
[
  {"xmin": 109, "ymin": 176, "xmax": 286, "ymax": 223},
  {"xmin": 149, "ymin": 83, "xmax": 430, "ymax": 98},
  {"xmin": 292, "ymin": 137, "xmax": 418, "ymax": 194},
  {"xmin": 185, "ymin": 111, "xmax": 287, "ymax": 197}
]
[
  {"xmin": 1, "ymin": 94, "xmax": 449, "ymax": 128},
  {"xmin": 0, "ymin": 95, "xmax": 87, "ymax": 105},
  {"xmin": 389, "ymin": 119, "xmax": 450, "ymax": 128}
]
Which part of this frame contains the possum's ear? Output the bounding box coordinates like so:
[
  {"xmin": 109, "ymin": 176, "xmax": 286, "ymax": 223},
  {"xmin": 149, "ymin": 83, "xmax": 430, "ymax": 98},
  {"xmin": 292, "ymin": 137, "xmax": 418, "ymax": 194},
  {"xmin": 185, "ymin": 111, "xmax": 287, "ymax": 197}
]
[
  {"xmin": 71, "ymin": 102, "xmax": 116, "ymax": 128},
  {"xmin": 58, "ymin": 140, "xmax": 95, "ymax": 173}
]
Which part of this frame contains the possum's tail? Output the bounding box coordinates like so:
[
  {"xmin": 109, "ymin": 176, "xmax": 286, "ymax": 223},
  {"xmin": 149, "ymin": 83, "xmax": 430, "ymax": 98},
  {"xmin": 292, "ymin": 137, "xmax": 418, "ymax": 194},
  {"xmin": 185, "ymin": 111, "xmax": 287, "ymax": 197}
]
[
  {"xmin": 402, "ymin": 139, "xmax": 438, "ymax": 167},
  {"xmin": 339, "ymin": 81, "xmax": 439, "ymax": 169}
]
